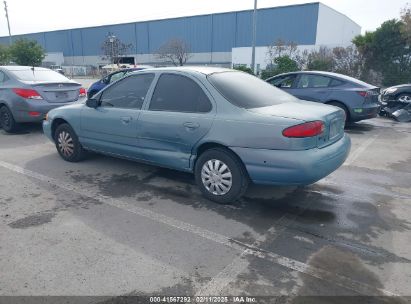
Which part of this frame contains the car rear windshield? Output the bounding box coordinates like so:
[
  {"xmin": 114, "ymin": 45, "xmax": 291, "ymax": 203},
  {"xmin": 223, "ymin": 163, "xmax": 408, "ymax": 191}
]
[
  {"xmin": 208, "ymin": 71, "xmax": 298, "ymax": 109},
  {"xmin": 9, "ymin": 68, "xmax": 69, "ymax": 82}
]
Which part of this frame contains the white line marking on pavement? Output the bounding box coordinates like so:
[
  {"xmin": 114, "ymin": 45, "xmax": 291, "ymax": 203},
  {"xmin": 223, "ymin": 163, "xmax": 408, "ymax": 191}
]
[
  {"xmin": 195, "ymin": 207, "xmax": 308, "ymax": 297},
  {"xmin": 0, "ymin": 160, "xmax": 398, "ymax": 297},
  {"xmin": 344, "ymin": 134, "xmax": 379, "ymax": 166}
]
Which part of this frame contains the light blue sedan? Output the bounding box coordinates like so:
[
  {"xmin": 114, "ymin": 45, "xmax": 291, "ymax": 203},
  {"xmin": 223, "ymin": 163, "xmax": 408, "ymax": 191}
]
[{"xmin": 43, "ymin": 67, "xmax": 351, "ymax": 203}]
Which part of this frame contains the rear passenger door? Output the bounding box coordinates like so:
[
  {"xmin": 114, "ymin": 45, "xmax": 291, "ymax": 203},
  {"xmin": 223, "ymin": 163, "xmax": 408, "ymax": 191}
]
[
  {"xmin": 138, "ymin": 73, "xmax": 215, "ymax": 171},
  {"xmin": 292, "ymin": 74, "xmax": 334, "ymax": 103}
]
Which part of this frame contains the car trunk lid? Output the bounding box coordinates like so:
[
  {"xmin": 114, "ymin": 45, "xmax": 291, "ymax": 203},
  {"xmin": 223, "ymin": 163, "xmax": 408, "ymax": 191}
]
[
  {"xmin": 248, "ymin": 100, "xmax": 346, "ymax": 148},
  {"xmin": 29, "ymin": 82, "xmax": 81, "ymax": 103}
]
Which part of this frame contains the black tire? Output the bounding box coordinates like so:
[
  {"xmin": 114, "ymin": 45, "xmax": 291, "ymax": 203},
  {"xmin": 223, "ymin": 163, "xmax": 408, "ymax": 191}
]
[
  {"xmin": 0, "ymin": 105, "xmax": 20, "ymax": 133},
  {"xmin": 396, "ymin": 94, "xmax": 411, "ymax": 103},
  {"xmin": 54, "ymin": 123, "xmax": 86, "ymax": 162},
  {"xmin": 195, "ymin": 148, "xmax": 249, "ymax": 204},
  {"xmin": 328, "ymin": 101, "xmax": 350, "ymax": 122}
]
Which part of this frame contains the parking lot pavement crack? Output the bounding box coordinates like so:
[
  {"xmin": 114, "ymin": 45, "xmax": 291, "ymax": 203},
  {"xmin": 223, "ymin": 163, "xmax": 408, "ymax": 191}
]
[{"xmin": 0, "ymin": 160, "xmax": 400, "ymax": 297}]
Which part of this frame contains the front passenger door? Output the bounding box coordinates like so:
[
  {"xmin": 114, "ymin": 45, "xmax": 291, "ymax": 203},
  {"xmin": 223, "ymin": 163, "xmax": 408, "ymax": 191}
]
[{"xmin": 80, "ymin": 73, "xmax": 155, "ymax": 158}]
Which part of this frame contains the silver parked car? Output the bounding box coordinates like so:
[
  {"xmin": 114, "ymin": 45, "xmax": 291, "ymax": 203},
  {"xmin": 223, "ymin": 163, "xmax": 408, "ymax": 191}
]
[{"xmin": 0, "ymin": 66, "xmax": 86, "ymax": 133}]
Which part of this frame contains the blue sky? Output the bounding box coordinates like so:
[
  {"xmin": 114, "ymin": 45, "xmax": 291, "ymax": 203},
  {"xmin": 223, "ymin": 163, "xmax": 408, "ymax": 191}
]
[{"xmin": 0, "ymin": 0, "xmax": 408, "ymax": 36}]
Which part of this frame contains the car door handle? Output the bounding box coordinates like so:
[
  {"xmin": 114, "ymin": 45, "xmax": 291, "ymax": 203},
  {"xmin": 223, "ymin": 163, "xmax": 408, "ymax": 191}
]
[
  {"xmin": 183, "ymin": 122, "xmax": 200, "ymax": 129},
  {"xmin": 120, "ymin": 116, "xmax": 132, "ymax": 124}
]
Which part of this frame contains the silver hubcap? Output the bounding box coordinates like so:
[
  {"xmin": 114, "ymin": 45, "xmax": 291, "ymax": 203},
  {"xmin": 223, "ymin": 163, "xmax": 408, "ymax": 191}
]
[
  {"xmin": 57, "ymin": 131, "xmax": 74, "ymax": 157},
  {"xmin": 398, "ymin": 95, "xmax": 411, "ymax": 102},
  {"xmin": 201, "ymin": 159, "xmax": 232, "ymax": 196}
]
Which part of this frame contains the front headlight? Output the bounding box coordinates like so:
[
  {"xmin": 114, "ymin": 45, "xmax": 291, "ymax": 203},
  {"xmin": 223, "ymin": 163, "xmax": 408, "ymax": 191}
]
[{"xmin": 385, "ymin": 87, "xmax": 398, "ymax": 94}]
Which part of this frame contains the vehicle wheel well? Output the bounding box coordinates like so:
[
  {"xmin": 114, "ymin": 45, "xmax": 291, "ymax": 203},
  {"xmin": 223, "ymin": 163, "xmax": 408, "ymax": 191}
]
[
  {"xmin": 51, "ymin": 118, "xmax": 69, "ymax": 140},
  {"xmin": 196, "ymin": 142, "xmax": 228, "ymax": 157},
  {"xmin": 325, "ymin": 100, "xmax": 350, "ymax": 121},
  {"xmin": 194, "ymin": 142, "xmax": 249, "ymax": 178}
]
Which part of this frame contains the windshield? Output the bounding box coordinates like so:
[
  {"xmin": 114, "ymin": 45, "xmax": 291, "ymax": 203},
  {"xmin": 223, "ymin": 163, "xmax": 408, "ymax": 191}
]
[
  {"xmin": 208, "ymin": 71, "xmax": 298, "ymax": 109},
  {"xmin": 9, "ymin": 68, "xmax": 70, "ymax": 82}
]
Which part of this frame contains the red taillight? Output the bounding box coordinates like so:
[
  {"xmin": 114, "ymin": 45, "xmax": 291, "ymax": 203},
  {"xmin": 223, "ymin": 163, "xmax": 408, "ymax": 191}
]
[
  {"xmin": 28, "ymin": 111, "xmax": 41, "ymax": 117},
  {"xmin": 79, "ymin": 87, "xmax": 87, "ymax": 97},
  {"xmin": 282, "ymin": 121, "xmax": 325, "ymax": 138},
  {"xmin": 12, "ymin": 88, "xmax": 43, "ymax": 100},
  {"xmin": 357, "ymin": 91, "xmax": 368, "ymax": 97}
]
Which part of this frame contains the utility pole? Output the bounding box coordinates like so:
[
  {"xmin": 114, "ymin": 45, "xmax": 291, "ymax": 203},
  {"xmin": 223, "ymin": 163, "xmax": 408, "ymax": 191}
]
[
  {"xmin": 3, "ymin": 0, "xmax": 12, "ymax": 45},
  {"xmin": 251, "ymin": 0, "xmax": 257, "ymax": 75}
]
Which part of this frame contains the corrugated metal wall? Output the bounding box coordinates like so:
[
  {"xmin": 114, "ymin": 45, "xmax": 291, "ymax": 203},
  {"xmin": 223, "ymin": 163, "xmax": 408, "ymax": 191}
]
[{"xmin": 0, "ymin": 3, "xmax": 319, "ymax": 57}]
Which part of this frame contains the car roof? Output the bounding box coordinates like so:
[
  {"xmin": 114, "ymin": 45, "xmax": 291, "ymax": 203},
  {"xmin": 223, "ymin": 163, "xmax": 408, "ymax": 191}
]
[
  {"xmin": 142, "ymin": 66, "xmax": 232, "ymax": 75},
  {"xmin": 271, "ymin": 70, "xmax": 375, "ymax": 88},
  {"xmin": 1, "ymin": 66, "xmax": 51, "ymax": 71}
]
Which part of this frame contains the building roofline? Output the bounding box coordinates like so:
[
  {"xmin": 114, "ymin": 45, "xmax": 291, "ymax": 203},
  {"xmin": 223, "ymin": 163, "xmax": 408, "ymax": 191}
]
[
  {"xmin": 317, "ymin": 2, "xmax": 361, "ymax": 29},
  {"xmin": 0, "ymin": 2, "xmax": 321, "ymax": 39}
]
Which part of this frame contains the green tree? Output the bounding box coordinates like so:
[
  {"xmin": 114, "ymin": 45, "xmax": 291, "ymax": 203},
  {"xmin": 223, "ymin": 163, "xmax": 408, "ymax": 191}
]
[
  {"xmin": 0, "ymin": 44, "xmax": 10, "ymax": 65},
  {"xmin": 306, "ymin": 47, "xmax": 334, "ymax": 71},
  {"xmin": 260, "ymin": 55, "xmax": 298, "ymax": 79},
  {"xmin": 401, "ymin": 4, "xmax": 411, "ymax": 44},
  {"xmin": 233, "ymin": 65, "xmax": 254, "ymax": 75},
  {"xmin": 353, "ymin": 20, "xmax": 411, "ymax": 86},
  {"xmin": 9, "ymin": 39, "xmax": 45, "ymax": 66}
]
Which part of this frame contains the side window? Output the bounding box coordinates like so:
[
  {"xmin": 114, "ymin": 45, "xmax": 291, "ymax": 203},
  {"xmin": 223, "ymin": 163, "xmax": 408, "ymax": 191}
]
[
  {"xmin": 149, "ymin": 74, "xmax": 212, "ymax": 113},
  {"xmin": 297, "ymin": 75, "xmax": 332, "ymax": 88},
  {"xmin": 0, "ymin": 71, "xmax": 8, "ymax": 84},
  {"xmin": 330, "ymin": 78, "xmax": 345, "ymax": 87},
  {"xmin": 268, "ymin": 75, "xmax": 296, "ymax": 88},
  {"xmin": 100, "ymin": 74, "xmax": 155, "ymax": 109},
  {"xmin": 109, "ymin": 71, "xmax": 126, "ymax": 83}
]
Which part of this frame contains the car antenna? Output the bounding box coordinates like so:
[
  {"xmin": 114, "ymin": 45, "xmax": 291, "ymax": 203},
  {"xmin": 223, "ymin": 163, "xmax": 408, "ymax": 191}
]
[{"xmin": 31, "ymin": 66, "xmax": 36, "ymax": 80}]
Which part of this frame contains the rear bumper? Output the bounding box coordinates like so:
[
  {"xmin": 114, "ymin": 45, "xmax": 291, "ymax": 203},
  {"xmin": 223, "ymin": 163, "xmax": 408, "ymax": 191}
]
[
  {"xmin": 349, "ymin": 103, "xmax": 380, "ymax": 122},
  {"xmin": 11, "ymin": 98, "xmax": 86, "ymax": 123},
  {"xmin": 230, "ymin": 134, "xmax": 351, "ymax": 186}
]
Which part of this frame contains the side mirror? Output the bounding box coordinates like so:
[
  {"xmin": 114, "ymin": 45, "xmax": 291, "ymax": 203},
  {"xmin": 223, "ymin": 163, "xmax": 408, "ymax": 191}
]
[{"xmin": 86, "ymin": 98, "xmax": 99, "ymax": 108}]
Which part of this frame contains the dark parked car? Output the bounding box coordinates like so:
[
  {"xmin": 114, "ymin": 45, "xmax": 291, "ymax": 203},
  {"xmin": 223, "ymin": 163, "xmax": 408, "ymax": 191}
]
[
  {"xmin": 88, "ymin": 66, "xmax": 153, "ymax": 98},
  {"xmin": 44, "ymin": 67, "xmax": 350, "ymax": 203},
  {"xmin": 380, "ymin": 84, "xmax": 411, "ymax": 103},
  {"xmin": 0, "ymin": 66, "xmax": 86, "ymax": 133},
  {"xmin": 266, "ymin": 71, "xmax": 381, "ymax": 122}
]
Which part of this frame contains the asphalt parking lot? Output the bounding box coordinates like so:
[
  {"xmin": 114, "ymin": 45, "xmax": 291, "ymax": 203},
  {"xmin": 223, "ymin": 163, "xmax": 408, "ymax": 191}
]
[{"xmin": 0, "ymin": 117, "xmax": 410, "ymax": 303}]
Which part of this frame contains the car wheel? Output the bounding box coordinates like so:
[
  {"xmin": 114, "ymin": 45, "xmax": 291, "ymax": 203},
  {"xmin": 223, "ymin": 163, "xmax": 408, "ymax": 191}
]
[
  {"xmin": 0, "ymin": 105, "xmax": 20, "ymax": 133},
  {"xmin": 195, "ymin": 148, "xmax": 249, "ymax": 204},
  {"xmin": 328, "ymin": 101, "xmax": 349, "ymax": 122},
  {"xmin": 397, "ymin": 94, "xmax": 411, "ymax": 103},
  {"xmin": 54, "ymin": 123, "xmax": 86, "ymax": 162}
]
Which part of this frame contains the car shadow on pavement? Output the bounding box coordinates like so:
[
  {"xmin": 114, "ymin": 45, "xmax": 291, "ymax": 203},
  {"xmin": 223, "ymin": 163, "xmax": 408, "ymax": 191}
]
[
  {"xmin": 344, "ymin": 122, "xmax": 376, "ymax": 134},
  {"xmin": 0, "ymin": 123, "xmax": 43, "ymax": 135}
]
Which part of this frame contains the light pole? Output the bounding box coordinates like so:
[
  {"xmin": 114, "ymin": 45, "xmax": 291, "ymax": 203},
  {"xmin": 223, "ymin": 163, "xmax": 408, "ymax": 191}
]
[
  {"xmin": 109, "ymin": 34, "xmax": 116, "ymax": 65},
  {"xmin": 251, "ymin": 0, "xmax": 257, "ymax": 75},
  {"xmin": 3, "ymin": 0, "xmax": 12, "ymax": 45}
]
